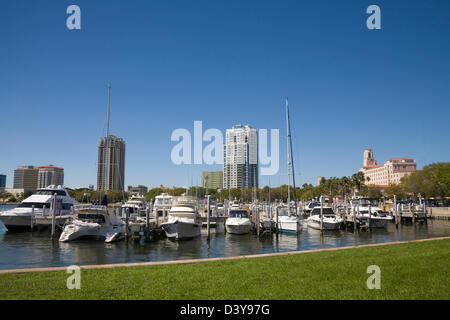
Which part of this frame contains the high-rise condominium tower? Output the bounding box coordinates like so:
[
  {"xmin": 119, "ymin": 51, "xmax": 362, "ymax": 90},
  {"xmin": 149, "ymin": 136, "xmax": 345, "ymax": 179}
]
[
  {"xmin": 97, "ymin": 135, "xmax": 126, "ymax": 191},
  {"xmin": 223, "ymin": 125, "xmax": 258, "ymax": 189}
]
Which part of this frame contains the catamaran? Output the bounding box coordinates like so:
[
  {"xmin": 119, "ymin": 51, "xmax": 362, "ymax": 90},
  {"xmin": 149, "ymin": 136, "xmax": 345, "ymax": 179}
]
[{"xmin": 59, "ymin": 204, "xmax": 126, "ymax": 242}]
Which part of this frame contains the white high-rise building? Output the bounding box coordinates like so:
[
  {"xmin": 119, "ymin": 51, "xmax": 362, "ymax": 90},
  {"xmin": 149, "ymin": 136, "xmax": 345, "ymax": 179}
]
[
  {"xmin": 97, "ymin": 135, "xmax": 126, "ymax": 191},
  {"xmin": 223, "ymin": 125, "xmax": 258, "ymax": 189}
]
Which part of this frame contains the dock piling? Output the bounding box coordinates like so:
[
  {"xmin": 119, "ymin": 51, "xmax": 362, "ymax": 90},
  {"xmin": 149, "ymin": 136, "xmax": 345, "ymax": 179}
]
[
  {"xmin": 31, "ymin": 205, "xmax": 35, "ymax": 231},
  {"xmin": 145, "ymin": 206, "xmax": 150, "ymax": 240},
  {"xmin": 125, "ymin": 208, "xmax": 129, "ymax": 240},
  {"xmin": 51, "ymin": 193, "xmax": 57, "ymax": 238},
  {"xmin": 206, "ymin": 195, "xmax": 211, "ymax": 241},
  {"xmin": 320, "ymin": 196, "xmax": 323, "ymax": 232}
]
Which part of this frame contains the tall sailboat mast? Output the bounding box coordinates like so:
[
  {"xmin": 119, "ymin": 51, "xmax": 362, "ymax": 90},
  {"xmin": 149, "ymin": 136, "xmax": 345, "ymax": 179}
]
[
  {"xmin": 287, "ymin": 97, "xmax": 297, "ymax": 207},
  {"xmin": 286, "ymin": 97, "xmax": 298, "ymax": 212},
  {"xmin": 286, "ymin": 97, "xmax": 291, "ymax": 210},
  {"xmin": 104, "ymin": 83, "xmax": 111, "ymax": 194}
]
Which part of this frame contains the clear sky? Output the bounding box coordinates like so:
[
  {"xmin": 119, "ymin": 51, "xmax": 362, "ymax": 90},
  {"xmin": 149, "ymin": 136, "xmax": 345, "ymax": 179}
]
[{"xmin": 1, "ymin": 0, "xmax": 449, "ymax": 189}]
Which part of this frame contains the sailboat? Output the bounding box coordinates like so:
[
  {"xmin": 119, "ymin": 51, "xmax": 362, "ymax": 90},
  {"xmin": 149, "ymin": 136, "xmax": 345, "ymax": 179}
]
[{"xmin": 272, "ymin": 97, "xmax": 300, "ymax": 234}]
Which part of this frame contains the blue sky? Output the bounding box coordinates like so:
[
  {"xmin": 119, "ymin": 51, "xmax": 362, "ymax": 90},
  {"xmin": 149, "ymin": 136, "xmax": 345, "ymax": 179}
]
[{"xmin": 0, "ymin": 0, "xmax": 449, "ymax": 189}]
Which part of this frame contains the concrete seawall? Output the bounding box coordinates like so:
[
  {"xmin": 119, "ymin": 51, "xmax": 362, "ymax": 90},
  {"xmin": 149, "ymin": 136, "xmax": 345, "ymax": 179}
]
[{"xmin": 428, "ymin": 207, "xmax": 450, "ymax": 220}]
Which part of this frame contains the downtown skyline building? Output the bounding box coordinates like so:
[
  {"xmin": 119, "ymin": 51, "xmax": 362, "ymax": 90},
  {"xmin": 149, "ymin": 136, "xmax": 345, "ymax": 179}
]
[
  {"xmin": 223, "ymin": 124, "xmax": 258, "ymax": 189},
  {"xmin": 0, "ymin": 174, "xmax": 6, "ymax": 189},
  {"xmin": 37, "ymin": 165, "xmax": 64, "ymax": 188},
  {"xmin": 97, "ymin": 135, "xmax": 126, "ymax": 192},
  {"xmin": 13, "ymin": 166, "xmax": 39, "ymax": 190}
]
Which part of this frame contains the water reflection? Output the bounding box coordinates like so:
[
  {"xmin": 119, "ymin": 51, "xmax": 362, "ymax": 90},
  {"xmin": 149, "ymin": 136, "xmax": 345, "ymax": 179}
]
[{"xmin": 0, "ymin": 218, "xmax": 449, "ymax": 270}]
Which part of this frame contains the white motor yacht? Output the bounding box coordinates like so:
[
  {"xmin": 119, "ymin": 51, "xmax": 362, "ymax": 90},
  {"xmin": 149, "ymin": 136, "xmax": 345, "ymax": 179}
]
[
  {"xmin": 122, "ymin": 194, "xmax": 150, "ymax": 221},
  {"xmin": 59, "ymin": 204, "xmax": 126, "ymax": 243},
  {"xmin": 351, "ymin": 197, "xmax": 393, "ymax": 228},
  {"xmin": 225, "ymin": 209, "xmax": 252, "ymax": 234},
  {"xmin": 306, "ymin": 206, "xmax": 343, "ymax": 230},
  {"xmin": 0, "ymin": 185, "xmax": 78, "ymax": 231},
  {"xmin": 229, "ymin": 199, "xmax": 240, "ymax": 210},
  {"xmin": 272, "ymin": 206, "xmax": 300, "ymax": 234},
  {"xmin": 160, "ymin": 196, "xmax": 201, "ymax": 240},
  {"xmin": 153, "ymin": 193, "xmax": 173, "ymax": 223}
]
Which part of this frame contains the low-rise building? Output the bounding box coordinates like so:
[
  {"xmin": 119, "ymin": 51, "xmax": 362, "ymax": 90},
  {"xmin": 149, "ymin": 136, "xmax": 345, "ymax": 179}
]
[
  {"xmin": 128, "ymin": 185, "xmax": 148, "ymax": 195},
  {"xmin": 201, "ymin": 171, "xmax": 223, "ymax": 189}
]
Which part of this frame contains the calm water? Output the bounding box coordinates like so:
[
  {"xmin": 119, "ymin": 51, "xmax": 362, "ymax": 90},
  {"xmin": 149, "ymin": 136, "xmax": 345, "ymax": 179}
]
[{"xmin": 1, "ymin": 203, "xmax": 450, "ymax": 270}]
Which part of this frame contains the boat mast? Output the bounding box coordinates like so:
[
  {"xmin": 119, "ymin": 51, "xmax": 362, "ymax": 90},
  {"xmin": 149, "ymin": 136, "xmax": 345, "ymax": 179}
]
[
  {"xmin": 286, "ymin": 97, "xmax": 291, "ymax": 211},
  {"xmin": 287, "ymin": 97, "xmax": 298, "ymax": 209},
  {"xmin": 104, "ymin": 83, "xmax": 111, "ymax": 196}
]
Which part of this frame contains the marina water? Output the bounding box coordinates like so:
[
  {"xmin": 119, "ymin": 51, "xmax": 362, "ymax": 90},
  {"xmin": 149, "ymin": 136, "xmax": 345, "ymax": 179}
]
[{"xmin": 1, "ymin": 204, "xmax": 450, "ymax": 270}]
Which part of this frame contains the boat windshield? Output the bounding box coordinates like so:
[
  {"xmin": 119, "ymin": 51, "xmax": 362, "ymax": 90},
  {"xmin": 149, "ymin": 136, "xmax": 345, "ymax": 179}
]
[
  {"xmin": 229, "ymin": 210, "xmax": 248, "ymax": 218},
  {"xmin": 35, "ymin": 190, "xmax": 67, "ymax": 196},
  {"xmin": 18, "ymin": 202, "xmax": 51, "ymax": 208},
  {"xmin": 311, "ymin": 207, "xmax": 335, "ymax": 216},
  {"xmin": 155, "ymin": 198, "xmax": 171, "ymax": 205},
  {"xmin": 352, "ymin": 198, "xmax": 379, "ymax": 206},
  {"xmin": 78, "ymin": 214, "xmax": 106, "ymax": 223},
  {"xmin": 277, "ymin": 208, "xmax": 290, "ymax": 216}
]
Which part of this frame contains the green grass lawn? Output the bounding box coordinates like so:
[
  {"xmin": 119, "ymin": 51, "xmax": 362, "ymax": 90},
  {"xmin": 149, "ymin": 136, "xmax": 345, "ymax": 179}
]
[{"xmin": 1, "ymin": 239, "xmax": 449, "ymax": 299}]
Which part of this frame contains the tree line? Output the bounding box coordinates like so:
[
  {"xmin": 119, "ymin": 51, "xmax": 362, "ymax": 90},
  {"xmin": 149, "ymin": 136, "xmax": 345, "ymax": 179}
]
[{"xmin": 1, "ymin": 162, "xmax": 448, "ymax": 205}]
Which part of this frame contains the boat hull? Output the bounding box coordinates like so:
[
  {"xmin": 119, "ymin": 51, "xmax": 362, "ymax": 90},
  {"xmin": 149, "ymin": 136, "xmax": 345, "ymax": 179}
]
[
  {"xmin": 225, "ymin": 223, "xmax": 251, "ymax": 235},
  {"xmin": 59, "ymin": 225, "xmax": 125, "ymax": 243},
  {"xmin": 0, "ymin": 215, "xmax": 32, "ymax": 231},
  {"xmin": 275, "ymin": 219, "xmax": 299, "ymax": 234},
  {"xmin": 161, "ymin": 221, "xmax": 201, "ymax": 240},
  {"xmin": 307, "ymin": 219, "xmax": 341, "ymax": 230}
]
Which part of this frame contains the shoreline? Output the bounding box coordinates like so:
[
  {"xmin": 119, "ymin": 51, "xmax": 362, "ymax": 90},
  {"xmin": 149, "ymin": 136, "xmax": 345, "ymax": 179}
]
[{"xmin": 1, "ymin": 235, "xmax": 449, "ymax": 275}]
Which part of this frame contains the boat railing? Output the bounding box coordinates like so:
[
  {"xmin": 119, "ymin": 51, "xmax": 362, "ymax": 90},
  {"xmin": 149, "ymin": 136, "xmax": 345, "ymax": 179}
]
[{"xmin": 73, "ymin": 204, "xmax": 108, "ymax": 212}]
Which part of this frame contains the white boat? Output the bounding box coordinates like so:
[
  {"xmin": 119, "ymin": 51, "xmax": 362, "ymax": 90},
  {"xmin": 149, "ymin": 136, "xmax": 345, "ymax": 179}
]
[
  {"xmin": 302, "ymin": 201, "xmax": 318, "ymax": 216},
  {"xmin": 306, "ymin": 206, "xmax": 343, "ymax": 230},
  {"xmin": 0, "ymin": 185, "xmax": 78, "ymax": 231},
  {"xmin": 225, "ymin": 209, "xmax": 252, "ymax": 234},
  {"xmin": 229, "ymin": 199, "xmax": 240, "ymax": 210},
  {"xmin": 273, "ymin": 206, "xmax": 299, "ymax": 234},
  {"xmin": 59, "ymin": 204, "xmax": 126, "ymax": 243},
  {"xmin": 160, "ymin": 196, "xmax": 201, "ymax": 240},
  {"xmin": 351, "ymin": 197, "xmax": 393, "ymax": 228},
  {"xmin": 153, "ymin": 193, "xmax": 173, "ymax": 223},
  {"xmin": 122, "ymin": 194, "xmax": 149, "ymax": 221}
]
